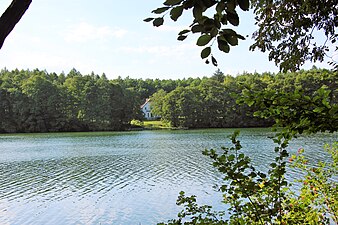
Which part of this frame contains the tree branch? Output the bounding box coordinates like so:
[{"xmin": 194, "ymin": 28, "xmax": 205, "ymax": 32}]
[{"xmin": 0, "ymin": 0, "xmax": 32, "ymax": 49}]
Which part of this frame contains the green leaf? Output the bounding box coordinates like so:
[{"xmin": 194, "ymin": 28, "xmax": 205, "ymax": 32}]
[
  {"xmin": 227, "ymin": 0, "xmax": 236, "ymax": 11},
  {"xmin": 193, "ymin": 5, "xmax": 203, "ymax": 20},
  {"xmin": 329, "ymin": 105, "xmax": 338, "ymax": 115},
  {"xmin": 211, "ymin": 56, "xmax": 218, "ymax": 66},
  {"xmin": 183, "ymin": 0, "xmax": 195, "ymax": 9},
  {"xmin": 152, "ymin": 7, "xmax": 170, "ymax": 14},
  {"xmin": 221, "ymin": 16, "xmax": 228, "ymax": 25},
  {"xmin": 313, "ymin": 107, "xmax": 324, "ymax": 113},
  {"xmin": 197, "ymin": 34, "xmax": 212, "ymax": 46},
  {"xmin": 163, "ymin": 0, "xmax": 183, "ymax": 6},
  {"xmin": 222, "ymin": 28, "xmax": 237, "ymax": 35},
  {"xmin": 217, "ymin": 38, "xmax": 230, "ymax": 53},
  {"xmin": 227, "ymin": 11, "xmax": 239, "ymax": 26},
  {"xmin": 236, "ymin": 34, "xmax": 246, "ymax": 40},
  {"xmin": 216, "ymin": 2, "xmax": 226, "ymax": 14},
  {"xmin": 143, "ymin": 18, "xmax": 154, "ymax": 22},
  {"xmin": 238, "ymin": 0, "xmax": 250, "ymax": 11},
  {"xmin": 210, "ymin": 28, "xmax": 218, "ymax": 37},
  {"xmin": 204, "ymin": 18, "xmax": 216, "ymax": 32},
  {"xmin": 322, "ymin": 98, "xmax": 331, "ymax": 108},
  {"xmin": 228, "ymin": 154, "xmax": 235, "ymax": 161},
  {"xmin": 178, "ymin": 29, "xmax": 190, "ymax": 35},
  {"xmin": 201, "ymin": 47, "xmax": 211, "ymax": 59},
  {"xmin": 170, "ymin": 6, "xmax": 184, "ymax": 21},
  {"xmin": 253, "ymin": 111, "xmax": 261, "ymax": 117},
  {"xmin": 153, "ymin": 17, "xmax": 164, "ymax": 27},
  {"xmin": 191, "ymin": 25, "xmax": 203, "ymax": 33},
  {"xmin": 246, "ymin": 99, "xmax": 255, "ymax": 107},
  {"xmin": 218, "ymin": 43, "xmax": 230, "ymax": 53},
  {"xmin": 225, "ymin": 34, "xmax": 238, "ymax": 46},
  {"xmin": 177, "ymin": 35, "xmax": 187, "ymax": 41}
]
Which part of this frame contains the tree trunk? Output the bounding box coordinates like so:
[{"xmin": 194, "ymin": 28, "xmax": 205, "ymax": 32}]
[{"xmin": 0, "ymin": 0, "xmax": 32, "ymax": 49}]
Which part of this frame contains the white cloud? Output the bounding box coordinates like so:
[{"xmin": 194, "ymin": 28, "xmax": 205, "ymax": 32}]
[{"xmin": 64, "ymin": 22, "xmax": 128, "ymax": 43}]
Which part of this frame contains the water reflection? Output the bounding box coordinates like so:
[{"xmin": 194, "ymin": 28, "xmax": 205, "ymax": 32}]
[{"xmin": 0, "ymin": 129, "xmax": 336, "ymax": 224}]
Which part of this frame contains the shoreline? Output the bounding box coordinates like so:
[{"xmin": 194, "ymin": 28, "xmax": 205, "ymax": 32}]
[{"xmin": 0, "ymin": 126, "xmax": 276, "ymax": 135}]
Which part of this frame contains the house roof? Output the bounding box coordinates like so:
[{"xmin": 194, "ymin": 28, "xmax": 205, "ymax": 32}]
[{"xmin": 140, "ymin": 98, "xmax": 150, "ymax": 109}]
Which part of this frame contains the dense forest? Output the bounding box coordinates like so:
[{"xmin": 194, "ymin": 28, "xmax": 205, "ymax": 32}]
[
  {"xmin": 0, "ymin": 68, "xmax": 140, "ymax": 133},
  {"xmin": 150, "ymin": 68, "xmax": 337, "ymax": 128},
  {"xmin": 0, "ymin": 67, "xmax": 336, "ymax": 133}
]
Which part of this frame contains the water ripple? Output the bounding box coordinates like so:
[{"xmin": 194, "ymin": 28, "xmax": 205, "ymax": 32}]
[{"xmin": 0, "ymin": 129, "xmax": 336, "ymax": 224}]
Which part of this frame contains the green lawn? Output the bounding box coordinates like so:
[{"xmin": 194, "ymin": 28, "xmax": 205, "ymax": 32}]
[{"xmin": 131, "ymin": 120, "xmax": 170, "ymax": 129}]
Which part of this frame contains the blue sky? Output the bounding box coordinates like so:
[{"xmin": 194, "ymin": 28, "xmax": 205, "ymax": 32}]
[{"xmin": 0, "ymin": 0, "xmax": 331, "ymax": 79}]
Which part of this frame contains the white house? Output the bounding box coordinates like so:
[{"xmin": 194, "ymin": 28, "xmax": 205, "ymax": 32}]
[{"xmin": 140, "ymin": 98, "xmax": 157, "ymax": 120}]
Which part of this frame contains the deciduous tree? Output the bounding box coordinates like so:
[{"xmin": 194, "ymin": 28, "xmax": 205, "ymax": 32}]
[{"xmin": 146, "ymin": 0, "xmax": 338, "ymax": 71}]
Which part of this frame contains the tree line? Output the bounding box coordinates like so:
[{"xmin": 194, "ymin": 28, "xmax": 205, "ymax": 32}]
[
  {"xmin": 0, "ymin": 68, "xmax": 140, "ymax": 133},
  {"xmin": 150, "ymin": 68, "xmax": 337, "ymax": 129},
  {"xmin": 0, "ymin": 67, "xmax": 336, "ymax": 133}
]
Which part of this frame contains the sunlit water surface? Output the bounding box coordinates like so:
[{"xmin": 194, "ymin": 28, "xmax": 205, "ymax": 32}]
[{"xmin": 0, "ymin": 128, "xmax": 336, "ymax": 224}]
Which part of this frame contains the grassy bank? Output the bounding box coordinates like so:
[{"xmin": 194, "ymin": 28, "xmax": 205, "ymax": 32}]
[{"xmin": 131, "ymin": 120, "xmax": 171, "ymax": 130}]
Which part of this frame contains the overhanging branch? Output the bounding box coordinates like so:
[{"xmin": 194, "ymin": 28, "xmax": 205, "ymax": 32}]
[{"xmin": 0, "ymin": 0, "xmax": 32, "ymax": 49}]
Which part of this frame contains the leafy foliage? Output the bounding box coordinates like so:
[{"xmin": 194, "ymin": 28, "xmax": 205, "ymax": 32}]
[
  {"xmin": 158, "ymin": 191, "xmax": 227, "ymax": 225},
  {"xmin": 1, "ymin": 67, "xmax": 336, "ymax": 133},
  {"xmin": 0, "ymin": 68, "xmax": 140, "ymax": 132},
  {"xmin": 147, "ymin": 0, "xmax": 337, "ymax": 71},
  {"xmin": 240, "ymin": 86, "xmax": 338, "ymax": 135},
  {"xmin": 158, "ymin": 130, "xmax": 294, "ymax": 224},
  {"xmin": 145, "ymin": 0, "xmax": 248, "ymax": 66},
  {"xmin": 159, "ymin": 134, "xmax": 338, "ymax": 224},
  {"xmin": 286, "ymin": 143, "xmax": 338, "ymax": 224},
  {"xmin": 157, "ymin": 68, "xmax": 337, "ymax": 224},
  {"xmin": 203, "ymin": 131, "xmax": 291, "ymax": 224},
  {"xmin": 151, "ymin": 68, "xmax": 337, "ymax": 129},
  {"xmin": 250, "ymin": 0, "xmax": 338, "ymax": 72}
]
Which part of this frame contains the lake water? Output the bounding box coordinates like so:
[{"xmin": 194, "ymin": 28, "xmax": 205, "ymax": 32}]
[{"xmin": 0, "ymin": 128, "xmax": 336, "ymax": 225}]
